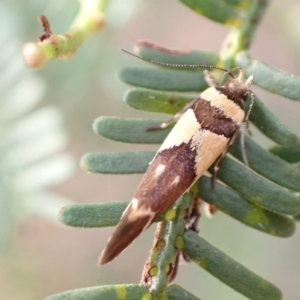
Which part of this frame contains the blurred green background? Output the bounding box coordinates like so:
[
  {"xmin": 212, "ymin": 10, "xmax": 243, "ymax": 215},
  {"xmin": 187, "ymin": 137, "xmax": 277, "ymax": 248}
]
[{"xmin": 0, "ymin": 0, "xmax": 300, "ymax": 299}]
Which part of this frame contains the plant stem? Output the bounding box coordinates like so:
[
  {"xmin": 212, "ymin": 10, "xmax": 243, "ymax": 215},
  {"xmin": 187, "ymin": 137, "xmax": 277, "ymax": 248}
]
[
  {"xmin": 220, "ymin": 0, "xmax": 270, "ymax": 67},
  {"xmin": 140, "ymin": 193, "xmax": 195, "ymax": 299},
  {"xmin": 22, "ymin": 0, "xmax": 108, "ymax": 68}
]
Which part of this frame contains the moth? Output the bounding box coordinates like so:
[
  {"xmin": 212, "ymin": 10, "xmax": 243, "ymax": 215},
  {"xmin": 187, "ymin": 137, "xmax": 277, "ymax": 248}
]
[{"xmin": 99, "ymin": 50, "xmax": 254, "ymax": 265}]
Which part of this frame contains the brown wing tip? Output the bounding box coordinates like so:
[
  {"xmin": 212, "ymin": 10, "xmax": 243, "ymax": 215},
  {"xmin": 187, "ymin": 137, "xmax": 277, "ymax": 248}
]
[
  {"xmin": 98, "ymin": 249, "xmax": 111, "ymax": 266},
  {"xmin": 97, "ymin": 207, "xmax": 154, "ymax": 266},
  {"xmin": 98, "ymin": 235, "xmax": 131, "ymax": 266}
]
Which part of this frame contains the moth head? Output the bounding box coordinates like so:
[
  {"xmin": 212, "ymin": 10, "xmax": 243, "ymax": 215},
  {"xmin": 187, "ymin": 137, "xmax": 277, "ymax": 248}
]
[{"xmin": 217, "ymin": 68, "xmax": 254, "ymax": 107}]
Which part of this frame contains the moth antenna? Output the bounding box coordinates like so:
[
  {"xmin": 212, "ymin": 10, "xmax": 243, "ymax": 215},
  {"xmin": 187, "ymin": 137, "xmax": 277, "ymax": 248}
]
[
  {"xmin": 223, "ymin": 67, "xmax": 242, "ymax": 79},
  {"xmin": 245, "ymin": 91, "xmax": 255, "ymax": 130},
  {"xmin": 121, "ymin": 49, "xmax": 230, "ymax": 73},
  {"xmin": 241, "ymin": 91, "xmax": 255, "ymax": 167},
  {"xmin": 240, "ymin": 122, "xmax": 249, "ymax": 168}
]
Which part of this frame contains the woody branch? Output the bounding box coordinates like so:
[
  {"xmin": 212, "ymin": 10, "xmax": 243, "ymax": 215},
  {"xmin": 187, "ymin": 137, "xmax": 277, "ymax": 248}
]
[{"xmin": 22, "ymin": 0, "xmax": 107, "ymax": 68}]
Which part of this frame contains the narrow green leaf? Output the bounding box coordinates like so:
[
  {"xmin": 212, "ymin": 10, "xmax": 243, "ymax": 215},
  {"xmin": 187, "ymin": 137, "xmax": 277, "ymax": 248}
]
[
  {"xmin": 58, "ymin": 202, "xmax": 173, "ymax": 228},
  {"xmin": 93, "ymin": 117, "xmax": 172, "ymax": 144},
  {"xmin": 80, "ymin": 151, "xmax": 155, "ymax": 174},
  {"xmin": 294, "ymin": 214, "xmax": 300, "ymax": 221},
  {"xmin": 236, "ymin": 52, "xmax": 300, "ymax": 101},
  {"xmin": 43, "ymin": 284, "xmax": 150, "ymax": 300},
  {"xmin": 124, "ymin": 89, "xmax": 191, "ymax": 115},
  {"xmin": 183, "ymin": 231, "xmax": 282, "ymax": 300},
  {"xmin": 178, "ymin": 0, "xmax": 242, "ymax": 27},
  {"xmin": 212, "ymin": 156, "xmax": 300, "ymax": 216},
  {"xmin": 269, "ymin": 142, "xmax": 300, "ymax": 163},
  {"xmin": 198, "ymin": 176, "xmax": 295, "ymax": 237},
  {"xmin": 59, "ymin": 202, "xmax": 128, "ymax": 228},
  {"xmin": 119, "ymin": 67, "xmax": 207, "ymax": 92},
  {"xmin": 166, "ymin": 284, "xmax": 201, "ymax": 300},
  {"xmin": 247, "ymin": 96, "xmax": 297, "ymax": 146},
  {"xmin": 137, "ymin": 45, "xmax": 219, "ymax": 67},
  {"xmin": 230, "ymin": 134, "xmax": 300, "ymax": 191}
]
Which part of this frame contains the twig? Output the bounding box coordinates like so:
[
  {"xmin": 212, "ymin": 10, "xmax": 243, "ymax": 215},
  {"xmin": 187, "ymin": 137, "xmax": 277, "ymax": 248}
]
[
  {"xmin": 22, "ymin": 0, "xmax": 107, "ymax": 68},
  {"xmin": 220, "ymin": 0, "xmax": 270, "ymax": 66},
  {"xmin": 141, "ymin": 193, "xmax": 196, "ymax": 297}
]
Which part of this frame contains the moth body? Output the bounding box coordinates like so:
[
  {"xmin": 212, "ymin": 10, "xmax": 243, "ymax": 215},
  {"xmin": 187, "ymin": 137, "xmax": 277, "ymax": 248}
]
[{"xmin": 99, "ymin": 69, "xmax": 253, "ymax": 265}]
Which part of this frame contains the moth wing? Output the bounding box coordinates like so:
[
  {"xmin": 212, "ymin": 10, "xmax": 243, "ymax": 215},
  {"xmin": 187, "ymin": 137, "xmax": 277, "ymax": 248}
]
[
  {"xmin": 99, "ymin": 108, "xmax": 203, "ymax": 265},
  {"xmin": 99, "ymin": 99, "xmax": 235, "ymax": 265},
  {"xmin": 99, "ymin": 199, "xmax": 153, "ymax": 265}
]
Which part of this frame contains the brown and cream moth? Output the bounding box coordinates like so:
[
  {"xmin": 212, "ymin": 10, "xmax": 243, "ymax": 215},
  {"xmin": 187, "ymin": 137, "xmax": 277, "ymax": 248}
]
[{"xmin": 98, "ymin": 52, "xmax": 254, "ymax": 265}]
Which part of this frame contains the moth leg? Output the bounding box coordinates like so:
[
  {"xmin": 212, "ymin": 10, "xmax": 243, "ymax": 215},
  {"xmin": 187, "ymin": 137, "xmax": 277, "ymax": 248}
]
[
  {"xmin": 212, "ymin": 130, "xmax": 238, "ymax": 187},
  {"xmin": 203, "ymin": 203, "xmax": 218, "ymax": 218},
  {"xmin": 168, "ymin": 252, "xmax": 180, "ymax": 282},
  {"xmin": 146, "ymin": 98, "xmax": 198, "ymax": 131},
  {"xmin": 185, "ymin": 196, "xmax": 201, "ymax": 233}
]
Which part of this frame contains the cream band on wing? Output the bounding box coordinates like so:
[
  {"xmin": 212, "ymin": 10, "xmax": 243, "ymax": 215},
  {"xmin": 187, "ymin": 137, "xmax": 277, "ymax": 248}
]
[
  {"xmin": 192, "ymin": 129, "xmax": 228, "ymax": 179},
  {"xmin": 201, "ymin": 87, "xmax": 245, "ymax": 124},
  {"xmin": 159, "ymin": 108, "xmax": 201, "ymax": 151}
]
